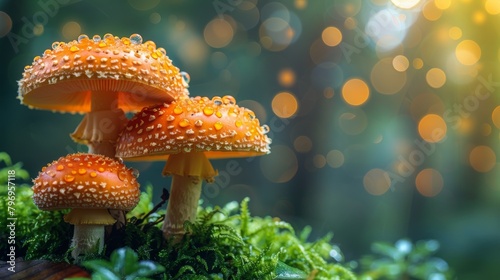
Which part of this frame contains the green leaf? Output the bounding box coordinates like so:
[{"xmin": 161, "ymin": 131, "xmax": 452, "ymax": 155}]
[
  {"xmin": 91, "ymin": 271, "xmax": 121, "ymax": 280},
  {"xmin": 174, "ymin": 265, "xmax": 197, "ymax": 277},
  {"xmin": 135, "ymin": 260, "xmax": 166, "ymax": 277},
  {"xmin": 110, "ymin": 247, "xmax": 139, "ymax": 276},
  {"xmin": 275, "ymin": 261, "xmax": 308, "ymax": 279},
  {"xmin": 240, "ymin": 197, "xmax": 250, "ymax": 237},
  {"xmin": 0, "ymin": 152, "xmax": 12, "ymax": 166},
  {"xmin": 298, "ymin": 226, "xmax": 312, "ymax": 243}
]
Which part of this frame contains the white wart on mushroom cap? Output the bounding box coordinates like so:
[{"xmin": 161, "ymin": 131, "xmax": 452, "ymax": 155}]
[
  {"xmin": 116, "ymin": 95, "xmax": 272, "ymax": 161},
  {"xmin": 18, "ymin": 33, "xmax": 188, "ymax": 113},
  {"xmin": 32, "ymin": 153, "xmax": 140, "ymax": 211}
]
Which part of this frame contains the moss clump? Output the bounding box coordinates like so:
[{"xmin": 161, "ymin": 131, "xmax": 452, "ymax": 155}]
[
  {"xmin": 0, "ymin": 162, "xmax": 355, "ymax": 279},
  {"xmin": 105, "ymin": 188, "xmax": 356, "ymax": 279},
  {"xmin": 1, "ymin": 153, "xmax": 453, "ymax": 279}
]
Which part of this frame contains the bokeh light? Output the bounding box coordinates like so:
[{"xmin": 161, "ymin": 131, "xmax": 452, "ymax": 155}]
[
  {"xmin": 413, "ymin": 58, "xmax": 424, "ymax": 69},
  {"xmin": 0, "ymin": 11, "xmax": 12, "ymax": 37},
  {"xmin": 33, "ymin": 24, "xmax": 44, "ymax": 36},
  {"xmin": 232, "ymin": 1, "xmax": 260, "ymax": 30},
  {"xmin": 259, "ymin": 18, "xmax": 292, "ymax": 51},
  {"xmin": 448, "ymin": 26, "xmax": 462, "ymax": 40},
  {"xmin": 426, "ymin": 68, "xmax": 446, "ymax": 88},
  {"xmin": 272, "ymin": 92, "xmax": 298, "ymax": 118},
  {"xmin": 416, "ymin": 168, "xmax": 444, "ymax": 197},
  {"xmin": 323, "ymin": 87, "xmax": 335, "ymax": 99},
  {"xmin": 294, "ymin": 136, "xmax": 313, "ymax": 153},
  {"xmin": 313, "ymin": 154, "xmax": 327, "ymax": 168},
  {"xmin": 390, "ymin": 0, "xmax": 422, "ymax": 9},
  {"xmin": 278, "ymin": 68, "xmax": 296, "ymax": 87},
  {"xmin": 61, "ymin": 21, "xmax": 81, "ymax": 40},
  {"xmin": 455, "ymin": 40, "xmax": 481, "ymax": 65},
  {"xmin": 322, "ymin": 26, "xmax": 342, "ymax": 47},
  {"xmin": 344, "ymin": 17, "xmax": 357, "ymax": 29},
  {"xmin": 434, "ymin": 0, "xmax": 451, "ymax": 10},
  {"xmin": 167, "ymin": 20, "xmax": 210, "ymax": 68},
  {"xmin": 473, "ymin": 11, "xmax": 486, "ymax": 24},
  {"xmin": 393, "ymin": 55, "xmax": 410, "ymax": 72},
  {"xmin": 418, "ymin": 114, "xmax": 447, "ymax": 143},
  {"xmin": 259, "ymin": 3, "xmax": 302, "ymax": 52},
  {"xmin": 485, "ymin": 0, "xmax": 500, "ymax": 15},
  {"xmin": 456, "ymin": 117, "xmax": 473, "ymax": 135},
  {"xmin": 326, "ymin": 150, "xmax": 344, "ymax": 168},
  {"xmin": 481, "ymin": 123, "xmax": 492, "ymax": 136},
  {"xmin": 492, "ymin": 106, "xmax": 500, "ymax": 129},
  {"xmin": 469, "ymin": 145, "xmax": 496, "ymax": 172},
  {"xmin": 295, "ymin": 0, "xmax": 307, "ymax": 9},
  {"xmin": 365, "ymin": 9, "xmax": 408, "ymax": 51},
  {"xmin": 342, "ymin": 78, "xmax": 370, "ymax": 106},
  {"xmin": 204, "ymin": 18, "xmax": 234, "ymax": 48},
  {"xmin": 422, "ymin": 1, "xmax": 443, "ymax": 21},
  {"xmin": 364, "ymin": 169, "xmax": 391, "ymax": 195},
  {"xmin": 149, "ymin": 12, "xmax": 161, "ymax": 24},
  {"xmin": 333, "ymin": 0, "xmax": 362, "ymax": 17}
]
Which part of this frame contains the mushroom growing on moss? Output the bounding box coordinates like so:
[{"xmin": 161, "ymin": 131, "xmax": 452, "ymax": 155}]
[
  {"xmin": 116, "ymin": 96, "xmax": 271, "ymax": 238},
  {"xmin": 18, "ymin": 33, "xmax": 188, "ymax": 158},
  {"xmin": 32, "ymin": 153, "xmax": 140, "ymax": 258}
]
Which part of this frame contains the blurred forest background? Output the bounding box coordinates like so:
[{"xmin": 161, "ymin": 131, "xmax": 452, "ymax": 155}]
[{"xmin": 1, "ymin": 0, "xmax": 500, "ymax": 278}]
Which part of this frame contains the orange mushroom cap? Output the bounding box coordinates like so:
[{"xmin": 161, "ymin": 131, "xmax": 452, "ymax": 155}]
[
  {"xmin": 18, "ymin": 33, "xmax": 188, "ymax": 113},
  {"xmin": 116, "ymin": 95, "xmax": 272, "ymax": 161},
  {"xmin": 32, "ymin": 153, "xmax": 140, "ymax": 211}
]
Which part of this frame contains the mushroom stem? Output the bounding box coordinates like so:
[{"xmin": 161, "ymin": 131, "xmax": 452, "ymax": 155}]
[
  {"xmin": 163, "ymin": 174, "xmax": 202, "ymax": 238},
  {"xmin": 71, "ymin": 91, "xmax": 127, "ymax": 158},
  {"xmin": 64, "ymin": 208, "xmax": 116, "ymax": 259},
  {"xmin": 70, "ymin": 224, "xmax": 105, "ymax": 259},
  {"xmin": 161, "ymin": 152, "xmax": 217, "ymax": 239}
]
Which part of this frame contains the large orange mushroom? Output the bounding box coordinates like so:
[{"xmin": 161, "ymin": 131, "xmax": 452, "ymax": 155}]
[
  {"xmin": 18, "ymin": 33, "xmax": 188, "ymax": 158},
  {"xmin": 32, "ymin": 153, "xmax": 140, "ymax": 258},
  {"xmin": 116, "ymin": 96, "xmax": 271, "ymax": 238}
]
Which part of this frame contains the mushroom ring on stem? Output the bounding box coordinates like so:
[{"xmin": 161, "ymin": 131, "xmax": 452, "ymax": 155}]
[
  {"xmin": 32, "ymin": 153, "xmax": 140, "ymax": 259},
  {"xmin": 116, "ymin": 95, "xmax": 271, "ymax": 239},
  {"xmin": 18, "ymin": 33, "xmax": 189, "ymax": 157}
]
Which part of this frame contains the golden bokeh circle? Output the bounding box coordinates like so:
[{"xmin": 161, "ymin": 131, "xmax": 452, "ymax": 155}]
[
  {"xmin": 416, "ymin": 168, "xmax": 444, "ymax": 197},
  {"xmin": 342, "ymin": 78, "xmax": 370, "ymax": 106},
  {"xmin": 418, "ymin": 114, "xmax": 447, "ymax": 143},
  {"xmin": 364, "ymin": 169, "xmax": 391, "ymax": 195},
  {"xmin": 469, "ymin": 146, "xmax": 496, "ymax": 173}
]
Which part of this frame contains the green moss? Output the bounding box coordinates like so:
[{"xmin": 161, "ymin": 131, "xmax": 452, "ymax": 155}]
[
  {"xmin": 0, "ymin": 153, "xmax": 453, "ymax": 279},
  {"xmin": 106, "ymin": 191, "xmax": 355, "ymax": 279},
  {"xmin": 0, "ymin": 175, "xmax": 355, "ymax": 279}
]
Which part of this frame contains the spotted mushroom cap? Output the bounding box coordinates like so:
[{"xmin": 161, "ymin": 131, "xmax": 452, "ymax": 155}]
[
  {"xmin": 116, "ymin": 95, "xmax": 272, "ymax": 160},
  {"xmin": 32, "ymin": 153, "xmax": 140, "ymax": 211},
  {"xmin": 18, "ymin": 33, "xmax": 188, "ymax": 113}
]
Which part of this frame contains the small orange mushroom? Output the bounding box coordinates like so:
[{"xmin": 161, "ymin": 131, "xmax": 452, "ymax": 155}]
[
  {"xmin": 18, "ymin": 33, "xmax": 189, "ymax": 157},
  {"xmin": 32, "ymin": 153, "xmax": 140, "ymax": 258},
  {"xmin": 116, "ymin": 96, "xmax": 271, "ymax": 238}
]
